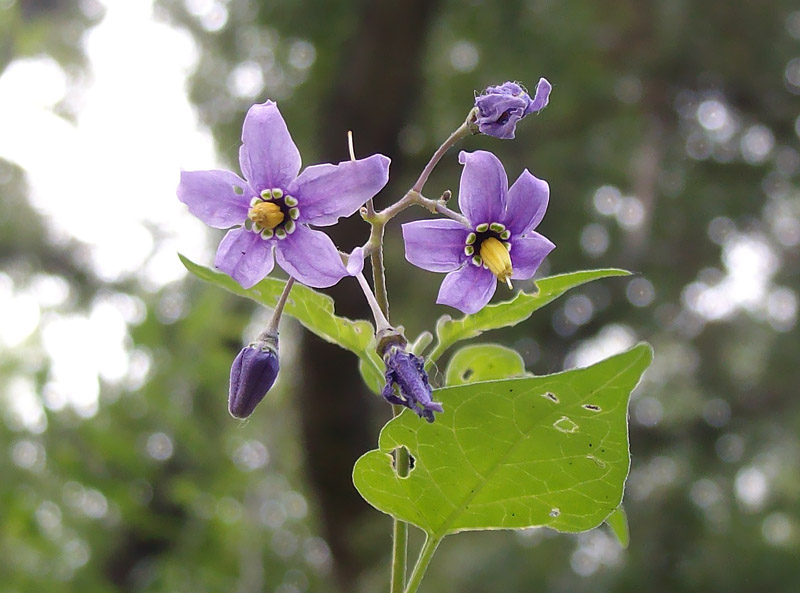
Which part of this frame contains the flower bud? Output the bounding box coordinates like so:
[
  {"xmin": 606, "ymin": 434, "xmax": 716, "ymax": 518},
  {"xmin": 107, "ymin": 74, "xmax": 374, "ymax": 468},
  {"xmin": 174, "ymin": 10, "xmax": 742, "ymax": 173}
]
[
  {"xmin": 381, "ymin": 345, "xmax": 443, "ymax": 423},
  {"xmin": 473, "ymin": 78, "xmax": 551, "ymax": 139},
  {"xmin": 228, "ymin": 338, "xmax": 279, "ymax": 419}
]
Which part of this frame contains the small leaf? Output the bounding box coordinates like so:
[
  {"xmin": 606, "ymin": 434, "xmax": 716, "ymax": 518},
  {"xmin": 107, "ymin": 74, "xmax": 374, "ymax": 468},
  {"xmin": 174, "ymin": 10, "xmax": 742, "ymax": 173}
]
[
  {"xmin": 180, "ymin": 255, "xmax": 384, "ymax": 388},
  {"xmin": 428, "ymin": 269, "xmax": 630, "ymax": 368},
  {"xmin": 445, "ymin": 344, "xmax": 527, "ymax": 386},
  {"xmin": 353, "ymin": 343, "xmax": 653, "ymax": 539},
  {"xmin": 605, "ymin": 506, "xmax": 630, "ymax": 548}
]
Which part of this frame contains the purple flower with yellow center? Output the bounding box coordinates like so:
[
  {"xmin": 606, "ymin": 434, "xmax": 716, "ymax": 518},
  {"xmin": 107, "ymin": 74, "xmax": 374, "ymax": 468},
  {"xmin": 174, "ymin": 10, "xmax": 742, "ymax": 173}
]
[
  {"xmin": 178, "ymin": 100, "xmax": 390, "ymax": 289},
  {"xmin": 474, "ymin": 78, "xmax": 551, "ymax": 139},
  {"xmin": 402, "ymin": 150, "xmax": 555, "ymax": 315}
]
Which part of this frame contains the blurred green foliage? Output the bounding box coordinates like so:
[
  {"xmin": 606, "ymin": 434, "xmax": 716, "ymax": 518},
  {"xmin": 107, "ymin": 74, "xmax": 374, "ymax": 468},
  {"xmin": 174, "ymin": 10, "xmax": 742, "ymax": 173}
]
[{"xmin": 2, "ymin": 0, "xmax": 800, "ymax": 592}]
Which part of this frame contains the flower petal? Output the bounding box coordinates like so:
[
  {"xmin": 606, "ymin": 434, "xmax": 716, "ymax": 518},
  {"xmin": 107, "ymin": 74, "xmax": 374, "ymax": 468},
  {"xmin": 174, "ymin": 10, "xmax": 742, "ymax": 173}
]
[
  {"xmin": 504, "ymin": 169, "xmax": 550, "ymax": 236},
  {"xmin": 510, "ymin": 232, "xmax": 556, "ymax": 280},
  {"xmin": 215, "ymin": 227, "xmax": 275, "ymax": 289},
  {"xmin": 346, "ymin": 246, "xmax": 365, "ymax": 277},
  {"xmin": 177, "ymin": 170, "xmax": 251, "ymax": 228},
  {"xmin": 457, "ymin": 150, "xmax": 508, "ymax": 225},
  {"xmin": 526, "ymin": 77, "xmax": 552, "ymax": 114},
  {"xmin": 402, "ymin": 219, "xmax": 469, "ymax": 273},
  {"xmin": 274, "ymin": 225, "xmax": 349, "ymax": 288},
  {"xmin": 290, "ymin": 154, "xmax": 390, "ymax": 226},
  {"xmin": 437, "ymin": 264, "xmax": 497, "ymax": 314},
  {"xmin": 239, "ymin": 101, "xmax": 301, "ymax": 190}
]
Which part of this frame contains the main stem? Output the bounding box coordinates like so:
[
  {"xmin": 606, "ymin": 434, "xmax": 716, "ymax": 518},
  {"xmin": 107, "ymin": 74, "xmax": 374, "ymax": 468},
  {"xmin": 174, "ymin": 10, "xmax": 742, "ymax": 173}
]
[{"xmin": 363, "ymin": 116, "xmax": 471, "ymax": 593}]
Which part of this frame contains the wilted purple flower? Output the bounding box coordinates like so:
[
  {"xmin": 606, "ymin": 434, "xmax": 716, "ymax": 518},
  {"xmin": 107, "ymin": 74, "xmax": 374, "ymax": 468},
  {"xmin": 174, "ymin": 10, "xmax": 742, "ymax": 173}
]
[
  {"xmin": 402, "ymin": 150, "xmax": 555, "ymax": 315},
  {"xmin": 382, "ymin": 346, "xmax": 442, "ymax": 423},
  {"xmin": 474, "ymin": 78, "xmax": 551, "ymax": 139},
  {"xmin": 229, "ymin": 339, "xmax": 280, "ymax": 419},
  {"xmin": 178, "ymin": 101, "xmax": 390, "ymax": 289}
]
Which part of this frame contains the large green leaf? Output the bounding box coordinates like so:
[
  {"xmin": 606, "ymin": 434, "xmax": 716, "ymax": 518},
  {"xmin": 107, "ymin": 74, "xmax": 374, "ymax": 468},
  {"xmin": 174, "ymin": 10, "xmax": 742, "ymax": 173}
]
[
  {"xmin": 444, "ymin": 344, "xmax": 527, "ymax": 386},
  {"xmin": 180, "ymin": 255, "xmax": 384, "ymax": 388},
  {"xmin": 427, "ymin": 269, "xmax": 630, "ymax": 368},
  {"xmin": 353, "ymin": 343, "xmax": 652, "ymax": 538}
]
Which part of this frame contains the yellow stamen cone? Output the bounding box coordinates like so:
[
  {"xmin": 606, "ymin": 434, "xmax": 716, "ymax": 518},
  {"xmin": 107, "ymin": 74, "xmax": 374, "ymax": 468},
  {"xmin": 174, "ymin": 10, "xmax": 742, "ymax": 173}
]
[
  {"xmin": 480, "ymin": 237, "xmax": 513, "ymax": 288},
  {"xmin": 248, "ymin": 201, "xmax": 284, "ymax": 230}
]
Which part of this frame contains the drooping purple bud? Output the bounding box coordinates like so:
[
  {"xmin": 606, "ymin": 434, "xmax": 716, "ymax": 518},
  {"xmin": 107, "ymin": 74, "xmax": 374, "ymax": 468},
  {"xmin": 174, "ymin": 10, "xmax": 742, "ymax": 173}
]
[
  {"xmin": 228, "ymin": 337, "xmax": 279, "ymax": 419},
  {"xmin": 381, "ymin": 345, "xmax": 443, "ymax": 423},
  {"xmin": 473, "ymin": 78, "xmax": 551, "ymax": 139}
]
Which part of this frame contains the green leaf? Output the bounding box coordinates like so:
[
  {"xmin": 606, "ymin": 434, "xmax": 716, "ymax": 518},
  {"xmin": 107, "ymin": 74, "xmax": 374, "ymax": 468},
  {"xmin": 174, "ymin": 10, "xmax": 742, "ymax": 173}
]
[
  {"xmin": 427, "ymin": 269, "xmax": 630, "ymax": 368},
  {"xmin": 180, "ymin": 255, "xmax": 384, "ymax": 388},
  {"xmin": 444, "ymin": 344, "xmax": 527, "ymax": 386},
  {"xmin": 353, "ymin": 343, "xmax": 652, "ymax": 539},
  {"xmin": 605, "ymin": 506, "xmax": 630, "ymax": 548}
]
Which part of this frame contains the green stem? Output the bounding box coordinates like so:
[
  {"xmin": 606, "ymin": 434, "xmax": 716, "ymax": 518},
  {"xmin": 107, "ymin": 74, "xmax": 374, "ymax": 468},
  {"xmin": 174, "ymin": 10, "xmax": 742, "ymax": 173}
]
[
  {"xmin": 412, "ymin": 120, "xmax": 471, "ymax": 193},
  {"xmin": 403, "ymin": 535, "xmax": 442, "ymax": 593},
  {"xmin": 390, "ymin": 418, "xmax": 411, "ymax": 593}
]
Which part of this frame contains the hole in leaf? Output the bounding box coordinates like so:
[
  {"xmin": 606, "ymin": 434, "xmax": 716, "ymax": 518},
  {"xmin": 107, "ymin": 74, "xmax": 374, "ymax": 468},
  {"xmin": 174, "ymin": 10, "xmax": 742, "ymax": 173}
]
[
  {"xmin": 232, "ymin": 185, "xmax": 244, "ymax": 195},
  {"xmin": 553, "ymin": 416, "xmax": 579, "ymax": 433},
  {"xmin": 390, "ymin": 447, "xmax": 415, "ymax": 477},
  {"xmin": 461, "ymin": 368, "xmax": 474, "ymax": 381},
  {"xmin": 549, "ymin": 508, "xmax": 560, "ymax": 518},
  {"xmin": 583, "ymin": 404, "xmax": 602, "ymax": 412},
  {"xmin": 542, "ymin": 391, "xmax": 559, "ymax": 403}
]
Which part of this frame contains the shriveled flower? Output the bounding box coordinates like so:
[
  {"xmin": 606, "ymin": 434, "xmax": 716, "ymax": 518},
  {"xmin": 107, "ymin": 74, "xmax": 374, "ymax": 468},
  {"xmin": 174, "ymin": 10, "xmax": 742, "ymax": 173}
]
[
  {"xmin": 402, "ymin": 150, "xmax": 555, "ymax": 315},
  {"xmin": 473, "ymin": 78, "xmax": 551, "ymax": 139},
  {"xmin": 178, "ymin": 101, "xmax": 390, "ymax": 288},
  {"xmin": 229, "ymin": 336, "xmax": 280, "ymax": 419},
  {"xmin": 382, "ymin": 345, "xmax": 442, "ymax": 423}
]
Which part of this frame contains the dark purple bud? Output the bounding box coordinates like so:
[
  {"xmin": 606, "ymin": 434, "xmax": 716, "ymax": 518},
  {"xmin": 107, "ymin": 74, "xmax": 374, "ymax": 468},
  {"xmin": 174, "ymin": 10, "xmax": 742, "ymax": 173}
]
[
  {"xmin": 381, "ymin": 346, "xmax": 443, "ymax": 422},
  {"xmin": 228, "ymin": 339, "xmax": 279, "ymax": 419},
  {"xmin": 473, "ymin": 78, "xmax": 551, "ymax": 139}
]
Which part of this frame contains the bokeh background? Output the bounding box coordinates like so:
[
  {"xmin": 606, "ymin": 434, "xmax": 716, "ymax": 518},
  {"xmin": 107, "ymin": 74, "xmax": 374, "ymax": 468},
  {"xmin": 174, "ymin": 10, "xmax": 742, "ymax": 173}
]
[{"xmin": 2, "ymin": 0, "xmax": 799, "ymax": 591}]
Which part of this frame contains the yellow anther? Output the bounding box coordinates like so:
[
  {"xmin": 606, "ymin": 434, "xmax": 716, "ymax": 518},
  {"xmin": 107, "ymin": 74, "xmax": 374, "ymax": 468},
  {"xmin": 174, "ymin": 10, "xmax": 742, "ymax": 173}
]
[
  {"xmin": 480, "ymin": 237, "xmax": 513, "ymax": 289},
  {"xmin": 248, "ymin": 201, "xmax": 284, "ymax": 230}
]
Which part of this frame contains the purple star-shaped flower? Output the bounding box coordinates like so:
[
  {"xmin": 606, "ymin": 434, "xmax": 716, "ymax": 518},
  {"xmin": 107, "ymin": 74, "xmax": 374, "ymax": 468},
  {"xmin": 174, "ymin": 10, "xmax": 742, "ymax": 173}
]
[
  {"xmin": 178, "ymin": 100, "xmax": 390, "ymax": 289},
  {"xmin": 474, "ymin": 78, "xmax": 551, "ymax": 139},
  {"xmin": 402, "ymin": 150, "xmax": 555, "ymax": 315}
]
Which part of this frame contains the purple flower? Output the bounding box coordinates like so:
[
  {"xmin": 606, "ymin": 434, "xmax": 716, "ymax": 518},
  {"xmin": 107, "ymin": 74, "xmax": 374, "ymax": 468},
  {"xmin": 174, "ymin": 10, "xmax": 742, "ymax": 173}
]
[
  {"xmin": 402, "ymin": 150, "xmax": 555, "ymax": 315},
  {"xmin": 178, "ymin": 101, "xmax": 390, "ymax": 289},
  {"xmin": 229, "ymin": 340, "xmax": 280, "ymax": 419},
  {"xmin": 382, "ymin": 345, "xmax": 442, "ymax": 423},
  {"xmin": 474, "ymin": 78, "xmax": 551, "ymax": 139}
]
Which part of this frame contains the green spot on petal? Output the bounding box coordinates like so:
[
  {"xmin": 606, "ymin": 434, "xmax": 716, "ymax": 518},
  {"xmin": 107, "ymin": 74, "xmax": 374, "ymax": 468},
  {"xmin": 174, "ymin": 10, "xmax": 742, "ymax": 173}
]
[
  {"xmin": 476, "ymin": 223, "xmax": 489, "ymax": 233},
  {"xmin": 465, "ymin": 232, "xmax": 476, "ymax": 245},
  {"xmin": 284, "ymin": 196, "xmax": 298, "ymax": 207}
]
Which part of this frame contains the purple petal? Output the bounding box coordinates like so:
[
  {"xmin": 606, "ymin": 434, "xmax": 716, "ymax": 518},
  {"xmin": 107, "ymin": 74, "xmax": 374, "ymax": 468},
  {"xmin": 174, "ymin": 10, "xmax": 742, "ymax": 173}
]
[
  {"xmin": 504, "ymin": 169, "xmax": 550, "ymax": 236},
  {"xmin": 510, "ymin": 232, "xmax": 556, "ymax": 280},
  {"xmin": 526, "ymin": 77, "xmax": 552, "ymax": 114},
  {"xmin": 458, "ymin": 151, "xmax": 508, "ymax": 226},
  {"xmin": 274, "ymin": 225, "xmax": 349, "ymax": 288},
  {"xmin": 402, "ymin": 219, "xmax": 469, "ymax": 273},
  {"xmin": 437, "ymin": 264, "xmax": 497, "ymax": 315},
  {"xmin": 290, "ymin": 154, "xmax": 390, "ymax": 226},
  {"xmin": 177, "ymin": 170, "xmax": 251, "ymax": 228},
  {"xmin": 215, "ymin": 227, "xmax": 276, "ymax": 289},
  {"xmin": 239, "ymin": 101, "xmax": 301, "ymax": 191},
  {"xmin": 346, "ymin": 246, "xmax": 365, "ymax": 276}
]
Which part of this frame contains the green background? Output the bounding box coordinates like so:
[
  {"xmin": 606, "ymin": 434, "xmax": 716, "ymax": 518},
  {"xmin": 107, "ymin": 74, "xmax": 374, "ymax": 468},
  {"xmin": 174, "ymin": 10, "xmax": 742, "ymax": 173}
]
[{"xmin": 1, "ymin": 0, "xmax": 799, "ymax": 591}]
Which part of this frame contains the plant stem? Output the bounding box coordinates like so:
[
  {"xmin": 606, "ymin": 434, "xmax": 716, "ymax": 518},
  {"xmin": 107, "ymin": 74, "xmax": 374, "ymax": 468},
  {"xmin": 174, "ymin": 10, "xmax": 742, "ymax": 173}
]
[
  {"xmin": 412, "ymin": 120, "xmax": 471, "ymax": 193},
  {"xmin": 403, "ymin": 535, "xmax": 442, "ymax": 593},
  {"xmin": 262, "ymin": 277, "xmax": 295, "ymax": 336},
  {"xmin": 390, "ymin": 429, "xmax": 410, "ymax": 593},
  {"xmin": 355, "ymin": 272, "xmax": 391, "ymax": 333}
]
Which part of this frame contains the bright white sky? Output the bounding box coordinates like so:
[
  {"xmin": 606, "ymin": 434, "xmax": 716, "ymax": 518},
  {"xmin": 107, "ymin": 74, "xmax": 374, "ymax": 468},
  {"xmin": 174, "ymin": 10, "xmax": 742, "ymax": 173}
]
[{"xmin": 0, "ymin": 0, "xmax": 218, "ymax": 426}]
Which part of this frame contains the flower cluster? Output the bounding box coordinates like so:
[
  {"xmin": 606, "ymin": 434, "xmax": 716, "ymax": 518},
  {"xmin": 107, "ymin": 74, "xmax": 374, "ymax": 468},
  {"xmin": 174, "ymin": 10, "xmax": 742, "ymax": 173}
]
[{"xmin": 178, "ymin": 79, "xmax": 552, "ymax": 422}]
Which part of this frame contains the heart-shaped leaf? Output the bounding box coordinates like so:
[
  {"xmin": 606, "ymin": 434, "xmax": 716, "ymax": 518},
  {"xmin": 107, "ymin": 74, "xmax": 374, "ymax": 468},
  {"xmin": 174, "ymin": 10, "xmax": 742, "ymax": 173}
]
[{"xmin": 353, "ymin": 343, "xmax": 652, "ymax": 538}]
